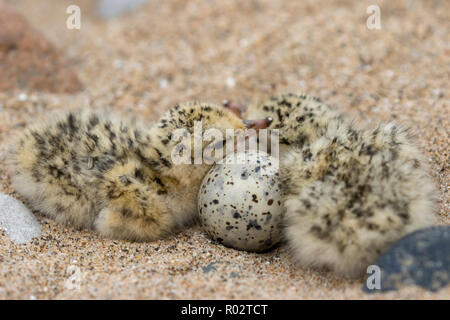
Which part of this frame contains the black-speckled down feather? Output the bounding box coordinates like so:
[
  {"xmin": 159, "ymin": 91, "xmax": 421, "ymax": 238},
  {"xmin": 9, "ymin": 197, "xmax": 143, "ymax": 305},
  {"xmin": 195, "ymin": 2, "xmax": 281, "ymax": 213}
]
[{"xmin": 245, "ymin": 93, "xmax": 437, "ymax": 278}]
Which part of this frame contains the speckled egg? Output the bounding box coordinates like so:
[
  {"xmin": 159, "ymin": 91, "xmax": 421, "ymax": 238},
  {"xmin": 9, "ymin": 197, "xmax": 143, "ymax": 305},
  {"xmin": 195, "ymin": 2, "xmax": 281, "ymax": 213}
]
[{"xmin": 198, "ymin": 151, "xmax": 284, "ymax": 252}]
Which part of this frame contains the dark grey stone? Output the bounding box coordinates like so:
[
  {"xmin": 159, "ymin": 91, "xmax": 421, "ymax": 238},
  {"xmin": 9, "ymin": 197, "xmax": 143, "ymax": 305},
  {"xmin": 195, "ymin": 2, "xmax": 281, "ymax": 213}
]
[{"xmin": 363, "ymin": 226, "xmax": 450, "ymax": 293}]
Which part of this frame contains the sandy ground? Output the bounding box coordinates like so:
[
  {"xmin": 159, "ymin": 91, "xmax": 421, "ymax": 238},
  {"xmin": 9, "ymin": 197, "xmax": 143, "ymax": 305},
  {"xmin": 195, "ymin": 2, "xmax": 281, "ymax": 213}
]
[{"xmin": 0, "ymin": 0, "xmax": 448, "ymax": 299}]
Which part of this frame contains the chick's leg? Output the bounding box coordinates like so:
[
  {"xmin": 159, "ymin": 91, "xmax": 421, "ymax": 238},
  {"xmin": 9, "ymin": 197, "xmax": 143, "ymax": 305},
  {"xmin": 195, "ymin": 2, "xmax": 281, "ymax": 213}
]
[{"xmin": 94, "ymin": 160, "xmax": 174, "ymax": 241}]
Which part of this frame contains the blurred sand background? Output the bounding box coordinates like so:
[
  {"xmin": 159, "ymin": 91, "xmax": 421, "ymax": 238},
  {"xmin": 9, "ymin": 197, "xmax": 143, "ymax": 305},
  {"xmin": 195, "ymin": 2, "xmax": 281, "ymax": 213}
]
[{"xmin": 0, "ymin": 0, "xmax": 448, "ymax": 299}]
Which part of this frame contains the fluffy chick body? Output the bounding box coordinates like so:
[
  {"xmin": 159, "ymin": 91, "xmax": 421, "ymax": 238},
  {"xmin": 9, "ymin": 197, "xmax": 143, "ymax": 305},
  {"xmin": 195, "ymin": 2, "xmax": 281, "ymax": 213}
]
[
  {"xmin": 246, "ymin": 93, "xmax": 437, "ymax": 278},
  {"xmin": 7, "ymin": 103, "xmax": 245, "ymax": 241}
]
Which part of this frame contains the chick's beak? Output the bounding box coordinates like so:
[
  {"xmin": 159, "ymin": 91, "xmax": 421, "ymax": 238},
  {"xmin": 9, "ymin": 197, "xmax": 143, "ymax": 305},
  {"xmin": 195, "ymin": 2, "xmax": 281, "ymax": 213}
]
[
  {"xmin": 222, "ymin": 100, "xmax": 248, "ymax": 118},
  {"xmin": 243, "ymin": 117, "xmax": 273, "ymax": 130}
]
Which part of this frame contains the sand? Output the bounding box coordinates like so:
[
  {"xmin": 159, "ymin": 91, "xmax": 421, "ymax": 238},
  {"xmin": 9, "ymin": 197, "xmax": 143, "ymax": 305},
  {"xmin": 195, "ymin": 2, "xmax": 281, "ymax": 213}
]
[{"xmin": 0, "ymin": 0, "xmax": 448, "ymax": 299}]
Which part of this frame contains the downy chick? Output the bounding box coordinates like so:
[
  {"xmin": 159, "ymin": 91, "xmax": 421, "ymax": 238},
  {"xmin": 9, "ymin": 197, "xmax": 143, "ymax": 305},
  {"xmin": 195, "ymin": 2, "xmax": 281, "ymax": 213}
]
[
  {"xmin": 245, "ymin": 93, "xmax": 437, "ymax": 278},
  {"xmin": 7, "ymin": 102, "xmax": 259, "ymax": 241}
]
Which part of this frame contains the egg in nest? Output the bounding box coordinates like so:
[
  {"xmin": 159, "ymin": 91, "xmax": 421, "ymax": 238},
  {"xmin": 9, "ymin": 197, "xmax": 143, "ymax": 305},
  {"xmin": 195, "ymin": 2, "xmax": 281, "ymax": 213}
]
[{"xmin": 198, "ymin": 151, "xmax": 284, "ymax": 252}]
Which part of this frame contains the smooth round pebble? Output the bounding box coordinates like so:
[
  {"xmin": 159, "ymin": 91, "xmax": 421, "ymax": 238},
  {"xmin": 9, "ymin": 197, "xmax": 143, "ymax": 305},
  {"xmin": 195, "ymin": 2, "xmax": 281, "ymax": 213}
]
[
  {"xmin": 0, "ymin": 193, "xmax": 42, "ymax": 243},
  {"xmin": 198, "ymin": 151, "xmax": 284, "ymax": 252}
]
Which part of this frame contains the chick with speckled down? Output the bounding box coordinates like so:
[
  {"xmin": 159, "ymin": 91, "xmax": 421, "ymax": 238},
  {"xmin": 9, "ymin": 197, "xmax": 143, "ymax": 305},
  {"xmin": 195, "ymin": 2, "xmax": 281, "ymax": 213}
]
[
  {"xmin": 7, "ymin": 102, "xmax": 247, "ymax": 241},
  {"xmin": 245, "ymin": 93, "xmax": 437, "ymax": 278}
]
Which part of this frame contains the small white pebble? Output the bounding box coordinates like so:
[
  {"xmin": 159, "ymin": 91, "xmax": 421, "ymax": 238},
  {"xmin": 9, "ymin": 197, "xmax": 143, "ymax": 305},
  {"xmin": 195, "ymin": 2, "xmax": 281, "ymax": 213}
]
[
  {"xmin": 432, "ymin": 88, "xmax": 443, "ymax": 97},
  {"xmin": 0, "ymin": 194, "xmax": 41, "ymax": 243},
  {"xmin": 298, "ymin": 80, "xmax": 306, "ymax": 88},
  {"xmin": 226, "ymin": 76, "xmax": 236, "ymax": 88},
  {"xmin": 18, "ymin": 93, "xmax": 28, "ymax": 102},
  {"xmin": 239, "ymin": 38, "xmax": 249, "ymax": 47},
  {"xmin": 159, "ymin": 78, "xmax": 169, "ymax": 89},
  {"xmin": 113, "ymin": 59, "xmax": 124, "ymax": 69},
  {"xmin": 382, "ymin": 70, "xmax": 395, "ymax": 78}
]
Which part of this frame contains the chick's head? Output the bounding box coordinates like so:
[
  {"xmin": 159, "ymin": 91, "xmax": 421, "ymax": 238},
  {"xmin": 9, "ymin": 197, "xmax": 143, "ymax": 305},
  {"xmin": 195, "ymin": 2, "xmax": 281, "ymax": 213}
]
[{"xmin": 244, "ymin": 93, "xmax": 339, "ymax": 146}]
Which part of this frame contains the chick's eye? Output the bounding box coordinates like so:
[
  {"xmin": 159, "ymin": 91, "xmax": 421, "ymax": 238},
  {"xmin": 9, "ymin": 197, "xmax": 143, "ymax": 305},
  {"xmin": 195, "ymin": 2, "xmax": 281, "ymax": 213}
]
[{"xmin": 296, "ymin": 115, "xmax": 306, "ymax": 123}]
